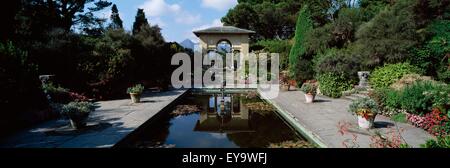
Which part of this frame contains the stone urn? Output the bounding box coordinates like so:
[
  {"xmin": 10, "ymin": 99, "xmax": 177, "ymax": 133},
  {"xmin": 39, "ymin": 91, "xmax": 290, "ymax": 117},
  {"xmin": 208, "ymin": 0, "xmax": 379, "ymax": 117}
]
[
  {"xmin": 304, "ymin": 94, "xmax": 315, "ymax": 103},
  {"xmin": 130, "ymin": 93, "xmax": 141, "ymax": 103},
  {"xmin": 280, "ymin": 84, "xmax": 290, "ymax": 91},
  {"xmin": 357, "ymin": 115, "xmax": 376, "ymax": 129},
  {"xmin": 357, "ymin": 71, "xmax": 370, "ymax": 88}
]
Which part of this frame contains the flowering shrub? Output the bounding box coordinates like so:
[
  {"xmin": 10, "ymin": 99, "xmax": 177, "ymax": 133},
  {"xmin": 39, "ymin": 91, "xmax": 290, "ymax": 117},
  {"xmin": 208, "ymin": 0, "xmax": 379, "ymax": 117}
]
[
  {"xmin": 43, "ymin": 83, "xmax": 90, "ymax": 103},
  {"xmin": 407, "ymin": 108, "xmax": 449, "ymax": 136},
  {"xmin": 407, "ymin": 113, "xmax": 427, "ymax": 128},
  {"xmin": 69, "ymin": 92, "xmax": 89, "ymax": 102},
  {"xmin": 337, "ymin": 121, "xmax": 409, "ymax": 148},
  {"xmin": 370, "ymin": 129, "xmax": 408, "ymax": 148}
]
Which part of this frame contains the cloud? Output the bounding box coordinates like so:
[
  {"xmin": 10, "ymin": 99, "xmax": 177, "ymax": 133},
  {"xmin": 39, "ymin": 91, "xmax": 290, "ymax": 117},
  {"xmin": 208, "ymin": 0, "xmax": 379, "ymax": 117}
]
[
  {"xmin": 139, "ymin": 0, "xmax": 181, "ymax": 17},
  {"xmin": 187, "ymin": 19, "xmax": 223, "ymax": 43},
  {"xmin": 139, "ymin": 0, "xmax": 200, "ymax": 25},
  {"xmin": 175, "ymin": 13, "xmax": 201, "ymax": 25},
  {"xmin": 192, "ymin": 19, "xmax": 223, "ymax": 31},
  {"xmin": 201, "ymin": 0, "xmax": 238, "ymax": 11},
  {"xmin": 151, "ymin": 17, "xmax": 167, "ymax": 28}
]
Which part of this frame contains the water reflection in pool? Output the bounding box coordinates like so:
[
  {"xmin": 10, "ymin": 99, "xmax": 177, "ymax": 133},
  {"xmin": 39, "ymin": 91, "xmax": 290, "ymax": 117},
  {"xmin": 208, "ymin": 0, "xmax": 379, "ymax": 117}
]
[{"xmin": 118, "ymin": 93, "xmax": 309, "ymax": 148}]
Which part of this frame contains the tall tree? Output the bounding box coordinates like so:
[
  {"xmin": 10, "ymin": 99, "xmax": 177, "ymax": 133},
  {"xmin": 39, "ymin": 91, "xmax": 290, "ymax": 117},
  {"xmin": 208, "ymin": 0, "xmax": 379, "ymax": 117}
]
[
  {"xmin": 15, "ymin": 0, "xmax": 111, "ymax": 41},
  {"xmin": 0, "ymin": 1, "xmax": 21, "ymax": 42},
  {"xmin": 24, "ymin": 0, "xmax": 111, "ymax": 31},
  {"xmin": 353, "ymin": 0, "xmax": 419, "ymax": 68},
  {"xmin": 221, "ymin": 3, "xmax": 259, "ymax": 39},
  {"xmin": 289, "ymin": 6, "xmax": 314, "ymax": 86},
  {"xmin": 109, "ymin": 4, "xmax": 123, "ymax": 29},
  {"xmin": 132, "ymin": 9, "xmax": 150, "ymax": 35}
]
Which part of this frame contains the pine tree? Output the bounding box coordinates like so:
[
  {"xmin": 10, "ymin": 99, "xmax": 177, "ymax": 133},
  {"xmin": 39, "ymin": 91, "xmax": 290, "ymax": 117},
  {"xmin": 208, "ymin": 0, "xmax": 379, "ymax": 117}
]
[
  {"xmin": 288, "ymin": 6, "xmax": 313, "ymax": 86},
  {"xmin": 132, "ymin": 9, "xmax": 150, "ymax": 35},
  {"xmin": 109, "ymin": 4, "xmax": 123, "ymax": 29}
]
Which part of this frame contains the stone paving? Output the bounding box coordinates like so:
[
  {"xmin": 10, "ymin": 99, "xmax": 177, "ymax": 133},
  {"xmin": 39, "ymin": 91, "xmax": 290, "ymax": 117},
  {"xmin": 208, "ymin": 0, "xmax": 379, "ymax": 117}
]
[
  {"xmin": 0, "ymin": 88, "xmax": 435, "ymax": 148},
  {"xmin": 259, "ymin": 89, "xmax": 435, "ymax": 148},
  {"xmin": 0, "ymin": 89, "xmax": 187, "ymax": 148}
]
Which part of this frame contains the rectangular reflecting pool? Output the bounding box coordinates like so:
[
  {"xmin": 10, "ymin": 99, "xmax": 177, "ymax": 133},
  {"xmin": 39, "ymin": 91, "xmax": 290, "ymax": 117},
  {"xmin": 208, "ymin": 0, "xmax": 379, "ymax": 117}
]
[{"xmin": 117, "ymin": 92, "xmax": 313, "ymax": 148}]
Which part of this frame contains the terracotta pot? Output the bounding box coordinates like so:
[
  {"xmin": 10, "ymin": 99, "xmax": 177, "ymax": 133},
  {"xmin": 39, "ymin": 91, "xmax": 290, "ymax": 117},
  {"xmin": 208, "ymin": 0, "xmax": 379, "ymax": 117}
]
[
  {"xmin": 280, "ymin": 84, "xmax": 290, "ymax": 91},
  {"xmin": 69, "ymin": 119, "xmax": 86, "ymax": 129},
  {"xmin": 304, "ymin": 93, "xmax": 315, "ymax": 103},
  {"xmin": 130, "ymin": 93, "xmax": 141, "ymax": 103},
  {"xmin": 357, "ymin": 115, "xmax": 376, "ymax": 129}
]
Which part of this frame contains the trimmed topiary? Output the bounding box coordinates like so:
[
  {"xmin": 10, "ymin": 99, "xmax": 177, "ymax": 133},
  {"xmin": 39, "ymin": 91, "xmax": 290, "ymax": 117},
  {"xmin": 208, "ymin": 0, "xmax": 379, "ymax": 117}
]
[{"xmin": 317, "ymin": 73, "xmax": 353, "ymax": 98}]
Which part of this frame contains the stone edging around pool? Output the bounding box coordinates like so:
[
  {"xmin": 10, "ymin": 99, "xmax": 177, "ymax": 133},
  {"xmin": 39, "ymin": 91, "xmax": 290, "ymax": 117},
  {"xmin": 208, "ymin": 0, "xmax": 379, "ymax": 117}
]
[
  {"xmin": 117, "ymin": 88, "xmax": 327, "ymax": 148},
  {"xmin": 257, "ymin": 89, "xmax": 329, "ymax": 148},
  {"xmin": 193, "ymin": 88, "xmax": 329, "ymax": 148}
]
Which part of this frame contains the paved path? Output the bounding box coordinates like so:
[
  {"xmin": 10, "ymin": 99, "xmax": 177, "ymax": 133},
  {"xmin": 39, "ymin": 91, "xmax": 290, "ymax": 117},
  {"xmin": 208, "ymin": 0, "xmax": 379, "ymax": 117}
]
[
  {"xmin": 259, "ymin": 90, "xmax": 434, "ymax": 148},
  {"xmin": 0, "ymin": 89, "xmax": 187, "ymax": 148}
]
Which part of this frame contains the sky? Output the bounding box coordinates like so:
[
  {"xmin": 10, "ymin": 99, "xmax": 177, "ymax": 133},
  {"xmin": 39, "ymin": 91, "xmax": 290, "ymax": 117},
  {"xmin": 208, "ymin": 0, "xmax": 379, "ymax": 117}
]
[{"xmin": 98, "ymin": 0, "xmax": 238, "ymax": 43}]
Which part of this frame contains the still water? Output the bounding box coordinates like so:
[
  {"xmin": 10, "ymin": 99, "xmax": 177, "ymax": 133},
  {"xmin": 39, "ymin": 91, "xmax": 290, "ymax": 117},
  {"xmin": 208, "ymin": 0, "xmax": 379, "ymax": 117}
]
[{"xmin": 118, "ymin": 92, "xmax": 310, "ymax": 148}]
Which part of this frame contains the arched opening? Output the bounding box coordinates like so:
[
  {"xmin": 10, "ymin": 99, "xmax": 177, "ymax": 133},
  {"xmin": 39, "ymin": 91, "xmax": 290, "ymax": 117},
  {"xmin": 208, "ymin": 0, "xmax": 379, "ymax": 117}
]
[{"xmin": 216, "ymin": 40, "xmax": 232, "ymax": 54}]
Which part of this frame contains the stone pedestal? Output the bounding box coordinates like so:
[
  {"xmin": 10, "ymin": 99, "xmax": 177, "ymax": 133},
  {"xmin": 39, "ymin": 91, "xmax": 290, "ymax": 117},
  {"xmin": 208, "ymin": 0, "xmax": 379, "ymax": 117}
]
[
  {"xmin": 39, "ymin": 75, "xmax": 56, "ymax": 85},
  {"xmin": 357, "ymin": 71, "xmax": 370, "ymax": 88}
]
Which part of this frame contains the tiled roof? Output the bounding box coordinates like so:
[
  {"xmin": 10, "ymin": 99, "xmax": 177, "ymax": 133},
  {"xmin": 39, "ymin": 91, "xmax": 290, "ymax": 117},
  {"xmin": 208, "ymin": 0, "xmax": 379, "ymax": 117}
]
[{"xmin": 194, "ymin": 26, "xmax": 255, "ymax": 36}]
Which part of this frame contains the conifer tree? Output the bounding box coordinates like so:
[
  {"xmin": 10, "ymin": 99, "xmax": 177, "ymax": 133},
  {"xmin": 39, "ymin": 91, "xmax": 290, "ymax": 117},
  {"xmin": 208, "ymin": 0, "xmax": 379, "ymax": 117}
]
[
  {"xmin": 132, "ymin": 9, "xmax": 150, "ymax": 35},
  {"xmin": 109, "ymin": 4, "xmax": 123, "ymax": 29},
  {"xmin": 288, "ymin": 6, "xmax": 313, "ymax": 86}
]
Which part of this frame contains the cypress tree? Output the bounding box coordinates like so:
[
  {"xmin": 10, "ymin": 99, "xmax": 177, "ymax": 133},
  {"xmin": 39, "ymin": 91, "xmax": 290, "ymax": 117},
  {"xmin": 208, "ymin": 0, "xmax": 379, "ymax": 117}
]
[
  {"xmin": 109, "ymin": 4, "xmax": 123, "ymax": 29},
  {"xmin": 132, "ymin": 9, "xmax": 150, "ymax": 35},
  {"xmin": 288, "ymin": 6, "xmax": 313, "ymax": 86}
]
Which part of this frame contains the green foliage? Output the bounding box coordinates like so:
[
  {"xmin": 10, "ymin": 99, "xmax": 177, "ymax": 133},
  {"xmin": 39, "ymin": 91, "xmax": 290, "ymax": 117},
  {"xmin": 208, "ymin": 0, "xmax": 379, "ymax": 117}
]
[
  {"xmin": 410, "ymin": 20, "xmax": 450, "ymax": 82},
  {"xmin": 399, "ymin": 81, "xmax": 449, "ymax": 114},
  {"xmin": 419, "ymin": 20, "xmax": 450, "ymax": 83},
  {"xmin": 410, "ymin": 47, "xmax": 433, "ymax": 74},
  {"xmin": 300, "ymin": 83, "xmax": 317, "ymax": 95},
  {"xmin": 304, "ymin": 8, "xmax": 367, "ymax": 55},
  {"xmin": 421, "ymin": 136, "xmax": 450, "ymax": 148},
  {"xmin": 358, "ymin": 0, "xmax": 391, "ymax": 20},
  {"xmin": 15, "ymin": 0, "xmax": 111, "ymax": 36},
  {"xmin": 317, "ymin": 72, "xmax": 353, "ymax": 98},
  {"xmin": 61, "ymin": 101, "xmax": 96, "ymax": 119},
  {"xmin": 369, "ymin": 63, "xmax": 421, "ymax": 89},
  {"xmin": 391, "ymin": 113, "xmax": 407, "ymax": 123},
  {"xmin": 109, "ymin": 4, "xmax": 123, "ymax": 29},
  {"xmin": 384, "ymin": 89, "xmax": 402, "ymax": 110},
  {"xmin": 353, "ymin": 0, "xmax": 419, "ymax": 68},
  {"xmin": 42, "ymin": 83, "xmax": 69, "ymax": 94},
  {"xmin": 132, "ymin": 9, "xmax": 150, "ymax": 35},
  {"xmin": 304, "ymin": 24, "xmax": 334, "ymax": 54},
  {"xmin": 254, "ymin": 40, "xmax": 291, "ymax": 70},
  {"xmin": 0, "ymin": 42, "xmax": 48, "ymax": 136},
  {"xmin": 313, "ymin": 48, "xmax": 359, "ymax": 82},
  {"xmin": 289, "ymin": 6, "xmax": 313, "ymax": 86},
  {"xmin": 223, "ymin": 1, "xmax": 301, "ymax": 40},
  {"xmin": 221, "ymin": 2, "xmax": 260, "ymax": 39},
  {"xmin": 328, "ymin": 8, "xmax": 366, "ymax": 48},
  {"xmin": 293, "ymin": 59, "xmax": 314, "ymax": 87},
  {"xmin": 349, "ymin": 97, "xmax": 380, "ymax": 115},
  {"xmin": 127, "ymin": 84, "xmax": 144, "ymax": 94}
]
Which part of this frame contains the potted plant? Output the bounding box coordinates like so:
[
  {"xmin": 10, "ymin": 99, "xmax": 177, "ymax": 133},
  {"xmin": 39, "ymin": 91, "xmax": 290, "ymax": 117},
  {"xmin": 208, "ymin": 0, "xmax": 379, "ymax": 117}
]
[
  {"xmin": 127, "ymin": 84, "xmax": 144, "ymax": 103},
  {"xmin": 349, "ymin": 97, "xmax": 379, "ymax": 129},
  {"xmin": 61, "ymin": 101, "xmax": 95, "ymax": 129},
  {"xmin": 280, "ymin": 71, "xmax": 290, "ymax": 91},
  {"xmin": 301, "ymin": 83, "xmax": 317, "ymax": 103}
]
